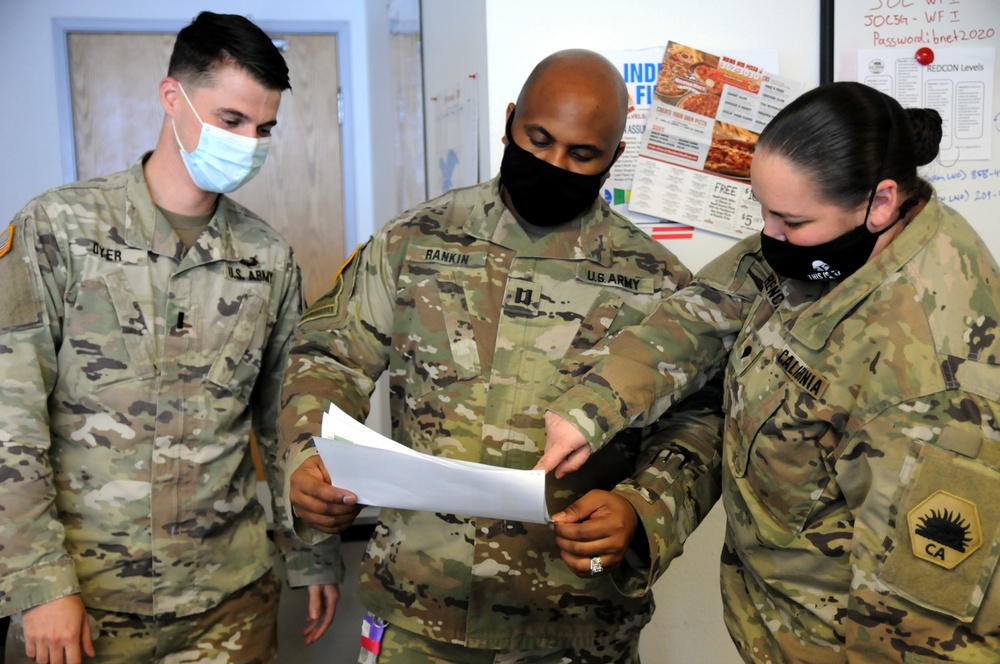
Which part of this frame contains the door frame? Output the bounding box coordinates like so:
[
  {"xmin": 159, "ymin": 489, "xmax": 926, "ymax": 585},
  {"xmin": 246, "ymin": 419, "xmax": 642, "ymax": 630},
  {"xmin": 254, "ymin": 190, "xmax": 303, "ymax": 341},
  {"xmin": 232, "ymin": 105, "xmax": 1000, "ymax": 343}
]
[{"xmin": 52, "ymin": 17, "xmax": 360, "ymax": 248}]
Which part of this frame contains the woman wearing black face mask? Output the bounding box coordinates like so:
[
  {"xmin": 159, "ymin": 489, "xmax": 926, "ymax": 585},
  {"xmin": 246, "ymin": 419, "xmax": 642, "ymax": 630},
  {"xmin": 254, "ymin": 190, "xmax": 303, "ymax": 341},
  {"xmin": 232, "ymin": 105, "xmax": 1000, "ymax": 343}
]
[
  {"xmin": 541, "ymin": 81, "xmax": 1000, "ymax": 662},
  {"xmin": 754, "ymin": 85, "xmax": 937, "ymax": 282}
]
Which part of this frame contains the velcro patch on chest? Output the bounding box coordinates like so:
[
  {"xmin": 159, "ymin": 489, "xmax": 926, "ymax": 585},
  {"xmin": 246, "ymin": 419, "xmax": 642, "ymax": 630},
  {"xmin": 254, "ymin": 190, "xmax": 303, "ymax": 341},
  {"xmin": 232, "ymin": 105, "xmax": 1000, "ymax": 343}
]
[
  {"xmin": 225, "ymin": 264, "xmax": 275, "ymax": 283},
  {"xmin": 407, "ymin": 245, "xmax": 487, "ymax": 268},
  {"xmin": 774, "ymin": 346, "xmax": 828, "ymax": 398},
  {"xmin": 576, "ymin": 265, "xmax": 654, "ymax": 294}
]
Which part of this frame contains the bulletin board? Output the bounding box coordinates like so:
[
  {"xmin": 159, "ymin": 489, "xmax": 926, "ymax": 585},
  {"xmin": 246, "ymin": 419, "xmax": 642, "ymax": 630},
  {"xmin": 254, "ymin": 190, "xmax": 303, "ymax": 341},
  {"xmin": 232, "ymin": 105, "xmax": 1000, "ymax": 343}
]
[{"xmin": 833, "ymin": 0, "xmax": 1000, "ymax": 251}]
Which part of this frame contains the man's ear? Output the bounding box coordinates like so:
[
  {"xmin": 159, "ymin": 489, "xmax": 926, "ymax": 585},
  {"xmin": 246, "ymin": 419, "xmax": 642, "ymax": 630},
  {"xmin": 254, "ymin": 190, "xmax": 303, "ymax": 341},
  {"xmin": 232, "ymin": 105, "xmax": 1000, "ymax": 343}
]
[
  {"xmin": 160, "ymin": 77, "xmax": 182, "ymax": 117},
  {"xmin": 502, "ymin": 102, "xmax": 515, "ymax": 145},
  {"xmin": 867, "ymin": 178, "xmax": 900, "ymax": 231},
  {"xmin": 614, "ymin": 141, "xmax": 626, "ymax": 164},
  {"xmin": 600, "ymin": 142, "xmax": 627, "ymax": 185}
]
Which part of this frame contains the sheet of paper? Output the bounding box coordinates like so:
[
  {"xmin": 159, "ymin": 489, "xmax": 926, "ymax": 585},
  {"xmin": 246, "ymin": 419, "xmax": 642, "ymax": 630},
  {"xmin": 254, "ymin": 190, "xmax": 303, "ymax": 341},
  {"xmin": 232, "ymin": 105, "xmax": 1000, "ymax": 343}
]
[{"xmin": 315, "ymin": 404, "xmax": 550, "ymax": 524}]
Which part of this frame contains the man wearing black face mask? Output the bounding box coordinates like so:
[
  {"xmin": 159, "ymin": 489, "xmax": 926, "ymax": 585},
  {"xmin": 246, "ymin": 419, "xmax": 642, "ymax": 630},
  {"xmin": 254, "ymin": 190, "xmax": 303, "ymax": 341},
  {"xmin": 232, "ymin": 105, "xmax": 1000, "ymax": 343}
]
[{"xmin": 278, "ymin": 49, "xmax": 723, "ymax": 662}]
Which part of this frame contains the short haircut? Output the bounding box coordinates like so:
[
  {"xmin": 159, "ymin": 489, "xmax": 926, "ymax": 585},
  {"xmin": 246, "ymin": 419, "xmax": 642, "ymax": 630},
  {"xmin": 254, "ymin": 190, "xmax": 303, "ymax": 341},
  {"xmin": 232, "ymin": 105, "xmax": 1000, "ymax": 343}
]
[{"xmin": 168, "ymin": 11, "xmax": 291, "ymax": 92}]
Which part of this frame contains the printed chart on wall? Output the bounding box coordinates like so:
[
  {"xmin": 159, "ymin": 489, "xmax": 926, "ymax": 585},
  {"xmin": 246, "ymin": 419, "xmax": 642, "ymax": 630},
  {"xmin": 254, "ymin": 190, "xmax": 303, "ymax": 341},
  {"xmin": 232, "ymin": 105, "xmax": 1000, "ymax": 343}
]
[
  {"xmin": 834, "ymin": 0, "xmax": 1000, "ymax": 251},
  {"xmin": 602, "ymin": 43, "xmax": 802, "ymax": 269}
]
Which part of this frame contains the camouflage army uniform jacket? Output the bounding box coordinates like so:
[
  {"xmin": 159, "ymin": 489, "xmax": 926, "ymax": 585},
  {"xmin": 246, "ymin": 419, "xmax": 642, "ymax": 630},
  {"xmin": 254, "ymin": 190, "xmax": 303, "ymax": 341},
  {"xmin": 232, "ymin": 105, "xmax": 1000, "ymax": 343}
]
[
  {"xmin": 0, "ymin": 157, "xmax": 340, "ymax": 619},
  {"xmin": 279, "ymin": 176, "xmax": 723, "ymax": 650},
  {"xmin": 550, "ymin": 192, "xmax": 1000, "ymax": 662}
]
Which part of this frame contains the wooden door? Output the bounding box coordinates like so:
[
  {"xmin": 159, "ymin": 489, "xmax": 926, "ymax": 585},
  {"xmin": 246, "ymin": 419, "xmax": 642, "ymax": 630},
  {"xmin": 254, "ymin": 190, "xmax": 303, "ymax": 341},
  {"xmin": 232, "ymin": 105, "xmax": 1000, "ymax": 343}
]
[{"xmin": 68, "ymin": 31, "xmax": 346, "ymax": 305}]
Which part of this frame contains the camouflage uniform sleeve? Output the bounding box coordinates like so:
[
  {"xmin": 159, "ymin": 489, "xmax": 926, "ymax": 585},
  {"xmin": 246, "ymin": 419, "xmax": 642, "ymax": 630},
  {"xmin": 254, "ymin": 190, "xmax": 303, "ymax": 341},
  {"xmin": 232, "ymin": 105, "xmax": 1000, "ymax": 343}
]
[
  {"xmin": 840, "ymin": 390, "xmax": 1000, "ymax": 658},
  {"xmin": 0, "ymin": 201, "xmax": 79, "ymax": 617},
  {"xmin": 277, "ymin": 234, "xmax": 396, "ymax": 541},
  {"xmin": 610, "ymin": 376, "xmax": 725, "ymax": 597},
  {"xmin": 252, "ymin": 250, "xmax": 343, "ymax": 586},
  {"xmin": 548, "ymin": 279, "xmax": 749, "ymax": 451}
]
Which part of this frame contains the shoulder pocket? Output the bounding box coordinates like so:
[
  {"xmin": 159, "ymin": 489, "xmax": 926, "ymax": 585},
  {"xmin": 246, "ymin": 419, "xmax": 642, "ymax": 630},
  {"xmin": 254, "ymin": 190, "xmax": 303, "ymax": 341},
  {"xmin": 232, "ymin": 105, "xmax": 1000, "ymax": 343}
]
[
  {"xmin": 0, "ymin": 223, "xmax": 44, "ymax": 332},
  {"xmin": 879, "ymin": 444, "xmax": 1000, "ymax": 622}
]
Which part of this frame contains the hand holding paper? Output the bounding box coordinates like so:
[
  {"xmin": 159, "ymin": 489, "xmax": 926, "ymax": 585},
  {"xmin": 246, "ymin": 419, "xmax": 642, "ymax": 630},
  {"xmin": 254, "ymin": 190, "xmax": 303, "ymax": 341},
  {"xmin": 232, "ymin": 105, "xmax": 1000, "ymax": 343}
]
[
  {"xmin": 314, "ymin": 403, "xmax": 551, "ymax": 524},
  {"xmin": 288, "ymin": 455, "xmax": 361, "ymax": 535}
]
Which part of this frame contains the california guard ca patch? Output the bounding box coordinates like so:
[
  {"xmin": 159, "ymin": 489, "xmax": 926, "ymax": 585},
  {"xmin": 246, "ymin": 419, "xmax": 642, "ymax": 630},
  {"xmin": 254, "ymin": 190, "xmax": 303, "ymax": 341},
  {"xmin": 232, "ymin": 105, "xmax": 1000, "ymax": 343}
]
[
  {"xmin": 0, "ymin": 224, "xmax": 13, "ymax": 259},
  {"xmin": 908, "ymin": 489, "xmax": 982, "ymax": 569}
]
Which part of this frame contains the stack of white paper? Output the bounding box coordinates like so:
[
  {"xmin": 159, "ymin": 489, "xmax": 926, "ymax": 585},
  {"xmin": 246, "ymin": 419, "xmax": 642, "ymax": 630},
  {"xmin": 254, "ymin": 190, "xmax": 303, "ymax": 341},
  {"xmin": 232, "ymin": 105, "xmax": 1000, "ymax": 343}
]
[{"xmin": 314, "ymin": 403, "xmax": 551, "ymax": 524}]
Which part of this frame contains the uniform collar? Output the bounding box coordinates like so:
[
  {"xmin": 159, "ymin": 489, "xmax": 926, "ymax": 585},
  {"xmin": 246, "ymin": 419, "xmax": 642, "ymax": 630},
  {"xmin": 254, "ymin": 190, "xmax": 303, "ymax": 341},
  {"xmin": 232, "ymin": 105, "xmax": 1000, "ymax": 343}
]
[
  {"xmin": 787, "ymin": 192, "xmax": 942, "ymax": 351},
  {"xmin": 462, "ymin": 175, "xmax": 617, "ymax": 267},
  {"xmin": 123, "ymin": 153, "xmax": 245, "ymax": 264}
]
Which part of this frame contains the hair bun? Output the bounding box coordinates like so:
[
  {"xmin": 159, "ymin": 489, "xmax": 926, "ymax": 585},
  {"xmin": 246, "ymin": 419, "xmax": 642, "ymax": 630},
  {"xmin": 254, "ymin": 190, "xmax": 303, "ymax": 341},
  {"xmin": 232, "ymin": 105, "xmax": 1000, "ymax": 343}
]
[{"xmin": 906, "ymin": 108, "xmax": 943, "ymax": 166}]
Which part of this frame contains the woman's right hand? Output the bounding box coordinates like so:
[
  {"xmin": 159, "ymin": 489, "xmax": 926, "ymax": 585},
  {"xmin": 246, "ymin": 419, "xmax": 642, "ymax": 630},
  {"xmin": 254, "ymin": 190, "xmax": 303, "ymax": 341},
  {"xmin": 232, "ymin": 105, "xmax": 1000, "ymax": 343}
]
[{"xmin": 534, "ymin": 411, "xmax": 592, "ymax": 479}]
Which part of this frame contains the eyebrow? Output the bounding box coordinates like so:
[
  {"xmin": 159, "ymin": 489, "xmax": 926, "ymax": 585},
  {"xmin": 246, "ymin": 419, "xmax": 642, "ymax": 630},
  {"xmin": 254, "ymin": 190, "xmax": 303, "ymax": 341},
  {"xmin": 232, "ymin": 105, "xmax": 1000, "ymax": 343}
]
[
  {"xmin": 768, "ymin": 209, "xmax": 811, "ymax": 222},
  {"xmin": 523, "ymin": 123, "xmax": 602, "ymax": 154}
]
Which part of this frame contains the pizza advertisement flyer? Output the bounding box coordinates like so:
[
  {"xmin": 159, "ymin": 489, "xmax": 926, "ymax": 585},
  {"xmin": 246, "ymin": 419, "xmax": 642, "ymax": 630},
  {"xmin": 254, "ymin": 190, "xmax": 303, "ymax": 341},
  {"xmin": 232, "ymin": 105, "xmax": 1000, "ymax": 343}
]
[{"xmin": 627, "ymin": 41, "xmax": 803, "ymax": 239}]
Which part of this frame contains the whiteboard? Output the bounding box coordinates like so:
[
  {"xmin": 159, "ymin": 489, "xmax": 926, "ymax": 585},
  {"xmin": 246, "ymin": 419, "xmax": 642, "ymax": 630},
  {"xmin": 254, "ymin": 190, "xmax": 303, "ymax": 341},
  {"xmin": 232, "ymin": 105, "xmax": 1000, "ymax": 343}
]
[{"xmin": 834, "ymin": 0, "xmax": 1000, "ymax": 253}]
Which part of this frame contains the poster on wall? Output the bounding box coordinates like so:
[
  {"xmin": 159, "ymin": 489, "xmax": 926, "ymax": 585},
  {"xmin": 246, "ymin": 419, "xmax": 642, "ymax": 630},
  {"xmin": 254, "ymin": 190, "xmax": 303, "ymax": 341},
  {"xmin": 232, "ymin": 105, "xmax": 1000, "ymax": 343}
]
[
  {"xmin": 627, "ymin": 42, "xmax": 802, "ymax": 240},
  {"xmin": 430, "ymin": 76, "xmax": 479, "ymax": 197},
  {"xmin": 858, "ymin": 47, "xmax": 995, "ymax": 162}
]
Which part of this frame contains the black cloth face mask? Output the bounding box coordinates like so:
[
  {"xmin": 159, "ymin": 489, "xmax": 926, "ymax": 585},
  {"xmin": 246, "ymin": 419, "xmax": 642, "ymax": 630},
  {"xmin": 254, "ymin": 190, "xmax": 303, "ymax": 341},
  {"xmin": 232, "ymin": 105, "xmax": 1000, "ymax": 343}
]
[
  {"xmin": 499, "ymin": 110, "xmax": 618, "ymax": 227},
  {"xmin": 759, "ymin": 219, "xmax": 897, "ymax": 282}
]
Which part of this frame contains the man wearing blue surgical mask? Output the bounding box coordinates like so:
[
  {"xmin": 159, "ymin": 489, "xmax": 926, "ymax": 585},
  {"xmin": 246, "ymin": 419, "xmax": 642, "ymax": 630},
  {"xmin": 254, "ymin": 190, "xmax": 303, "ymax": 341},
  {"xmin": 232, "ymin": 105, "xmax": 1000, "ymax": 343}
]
[{"xmin": 0, "ymin": 12, "xmax": 339, "ymax": 664}]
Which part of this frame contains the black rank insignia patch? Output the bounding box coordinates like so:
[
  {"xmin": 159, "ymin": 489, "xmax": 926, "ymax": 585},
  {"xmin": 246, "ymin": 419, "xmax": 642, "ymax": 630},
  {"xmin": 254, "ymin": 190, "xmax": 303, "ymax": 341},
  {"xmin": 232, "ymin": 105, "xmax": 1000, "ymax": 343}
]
[{"xmin": 908, "ymin": 490, "xmax": 982, "ymax": 569}]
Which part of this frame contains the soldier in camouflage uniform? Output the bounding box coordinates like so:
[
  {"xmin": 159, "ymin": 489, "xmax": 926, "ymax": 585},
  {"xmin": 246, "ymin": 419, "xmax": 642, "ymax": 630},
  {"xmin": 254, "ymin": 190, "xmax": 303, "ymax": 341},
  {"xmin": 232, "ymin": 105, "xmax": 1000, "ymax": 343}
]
[
  {"xmin": 541, "ymin": 82, "xmax": 1000, "ymax": 662},
  {"xmin": 0, "ymin": 12, "xmax": 339, "ymax": 664},
  {"xmin": 278, "ymin": 50, "xmax": 723, "ymax": 663}
]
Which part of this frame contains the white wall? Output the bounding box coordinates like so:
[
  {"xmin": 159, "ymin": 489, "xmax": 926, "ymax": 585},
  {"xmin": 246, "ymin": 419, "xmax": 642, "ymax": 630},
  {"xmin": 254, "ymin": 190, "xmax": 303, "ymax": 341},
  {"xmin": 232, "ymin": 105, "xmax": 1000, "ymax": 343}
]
[
  {"xmin": 422, "ymin": 1, "xmax": 824, "ymax": 662},
  {"xmin": 420, "ymin": 0, "xmax": 490, "ymax": 186}
]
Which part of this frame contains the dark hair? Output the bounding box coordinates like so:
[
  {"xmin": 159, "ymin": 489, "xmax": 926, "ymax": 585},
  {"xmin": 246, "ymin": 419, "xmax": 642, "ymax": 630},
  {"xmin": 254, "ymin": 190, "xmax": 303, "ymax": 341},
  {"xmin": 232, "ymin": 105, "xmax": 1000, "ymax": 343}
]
[
  {"xmin": 757, "ymin": 81, "xmax": 941, "ymax": 208},
  {"xmin": 168, "ymin": 11, "xmax": 290, "ymax": 92}
]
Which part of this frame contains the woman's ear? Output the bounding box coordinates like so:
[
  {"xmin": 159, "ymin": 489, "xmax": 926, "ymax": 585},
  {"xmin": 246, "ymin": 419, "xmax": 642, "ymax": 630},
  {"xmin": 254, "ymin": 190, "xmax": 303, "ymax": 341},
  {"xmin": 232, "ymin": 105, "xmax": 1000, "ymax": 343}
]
[{"xmin": 867, "ymin": 178, "xmax": 900, "ymax": 231}]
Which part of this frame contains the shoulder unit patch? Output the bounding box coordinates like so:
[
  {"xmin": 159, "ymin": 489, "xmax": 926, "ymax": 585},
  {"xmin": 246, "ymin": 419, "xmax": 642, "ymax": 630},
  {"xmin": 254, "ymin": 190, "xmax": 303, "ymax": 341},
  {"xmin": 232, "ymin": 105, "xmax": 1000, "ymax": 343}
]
[{"xmin": 908, "ymin": 489, "xmax": 982, "ymax": 569}]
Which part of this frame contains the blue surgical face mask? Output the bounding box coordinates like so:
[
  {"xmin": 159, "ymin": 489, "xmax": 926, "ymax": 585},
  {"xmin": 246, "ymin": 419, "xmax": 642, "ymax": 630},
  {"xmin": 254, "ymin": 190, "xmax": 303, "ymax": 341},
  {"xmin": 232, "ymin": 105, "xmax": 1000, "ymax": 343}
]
[{"xmin": 172, "ymin": 83, "xmax": 270, "ymax": 194}]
